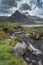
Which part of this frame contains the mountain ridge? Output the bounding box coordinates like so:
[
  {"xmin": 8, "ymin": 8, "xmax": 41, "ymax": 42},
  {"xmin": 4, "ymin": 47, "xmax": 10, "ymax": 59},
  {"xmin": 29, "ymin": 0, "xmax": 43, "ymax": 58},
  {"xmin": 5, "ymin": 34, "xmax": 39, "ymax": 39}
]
[
  {"xmin": 0, "ymin": 10, "xmax": 43, "ymax": 24},
  {"xmin": 7, "ymin": 10, "xmax": 35, "ymax": 24}
]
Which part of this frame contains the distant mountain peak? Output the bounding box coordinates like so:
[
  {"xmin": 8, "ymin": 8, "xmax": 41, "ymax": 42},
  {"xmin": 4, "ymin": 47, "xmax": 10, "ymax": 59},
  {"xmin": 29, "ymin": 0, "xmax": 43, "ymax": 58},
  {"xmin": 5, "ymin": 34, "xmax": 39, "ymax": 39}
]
[
  {"xmin": 12, "ymin": 10, "xmax": 21, "ymax": 16},
  {"xmin": 7, "ymin": 10, "xmax": 35, "ymax": 24}
]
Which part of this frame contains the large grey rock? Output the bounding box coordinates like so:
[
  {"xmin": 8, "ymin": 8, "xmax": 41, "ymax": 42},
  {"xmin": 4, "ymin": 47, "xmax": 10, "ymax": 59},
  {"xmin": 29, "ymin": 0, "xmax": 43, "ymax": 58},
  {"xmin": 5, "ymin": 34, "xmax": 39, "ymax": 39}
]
[
  {"xmin": 25, "ymin": 57, "xmax": 30, "ymax": 62},
  {"xmin": 13, "ymin": 41, "xmax": 42, "ymax": 56},
  {"xmin": 13, "ymin": 42, "xmax": 26, "ymax": 56},
  {"xmin": 38, "ymin": 60, "xmax": 42, "ymax": 65}
]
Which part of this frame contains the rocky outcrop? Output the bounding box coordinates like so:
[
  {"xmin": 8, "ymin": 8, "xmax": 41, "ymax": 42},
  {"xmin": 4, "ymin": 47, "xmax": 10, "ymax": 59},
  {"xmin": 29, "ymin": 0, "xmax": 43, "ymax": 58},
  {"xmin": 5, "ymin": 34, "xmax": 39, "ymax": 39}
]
[
  {"xmin": 13, "ymin": 40, "xmax": 42, "ymax": 56},
  {"xmin": 10, "ymin": 31, "xmax": 43, "ymax": 65},
  {"xmin": 11, "ymin": 31, "xmax": 42, "ymax": 56},
  {"xmin": 13, "ymin": 42, "xmax": 26, "ymax": 56}
]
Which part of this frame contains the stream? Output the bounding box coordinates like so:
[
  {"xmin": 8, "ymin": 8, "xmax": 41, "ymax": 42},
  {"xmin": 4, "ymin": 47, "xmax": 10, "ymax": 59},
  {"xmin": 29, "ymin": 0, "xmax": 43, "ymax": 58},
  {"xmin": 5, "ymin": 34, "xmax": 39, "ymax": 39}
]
[{"xmin": 9, "ymin": 31, "xmax": 43, "ymax": 65}]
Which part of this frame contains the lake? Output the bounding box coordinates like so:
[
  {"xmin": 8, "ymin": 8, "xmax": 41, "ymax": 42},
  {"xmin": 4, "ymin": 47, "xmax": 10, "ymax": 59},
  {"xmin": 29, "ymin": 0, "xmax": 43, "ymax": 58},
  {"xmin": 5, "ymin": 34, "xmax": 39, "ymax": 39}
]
[{"xmin": 22, "ymin": 24, "xmax": 43, "ymax": 28}]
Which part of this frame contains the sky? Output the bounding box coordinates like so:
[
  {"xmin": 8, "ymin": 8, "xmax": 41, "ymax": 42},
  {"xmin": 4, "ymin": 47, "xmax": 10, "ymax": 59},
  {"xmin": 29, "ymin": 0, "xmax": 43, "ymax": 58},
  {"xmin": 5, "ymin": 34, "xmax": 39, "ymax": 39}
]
[{"xmin": 0, "ymin": 0, "xmax": 43, "ymax": 18}]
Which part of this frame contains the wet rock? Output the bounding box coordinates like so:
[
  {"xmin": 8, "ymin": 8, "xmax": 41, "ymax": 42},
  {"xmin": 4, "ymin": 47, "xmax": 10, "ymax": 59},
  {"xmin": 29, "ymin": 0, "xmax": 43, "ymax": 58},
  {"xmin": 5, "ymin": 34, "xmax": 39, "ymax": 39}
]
[
  {"xmin": 32, "ymin": 60, "xmax": 37, "ymax": 65},
  {"xmin": 32, "ymin": 60, "xmax": 36, "ymax": 63},
  {"xmin": 32, "ymin": 50, "xmax": 42, "ymax": 56},
  {"xmin": 41, "ymin": 45, "xmax": 43, "ymax": 49},
  {"xmin": 25, "ymin": 57, "xmax": 30, "ymax": 62},
  {"xmin": 13, "ymin": 42, "xmax": 26, "ymax": 56},
  {"xmin": 29, "ymin": 63, "xmax": 32, "ymax": 65},
  {"xmin": 28, "ymin": 43, "xmax": 42, "ymax": 56},
  {"xmin": 38, "ymin": 60, "xmax": 42, "ymax": 65}
]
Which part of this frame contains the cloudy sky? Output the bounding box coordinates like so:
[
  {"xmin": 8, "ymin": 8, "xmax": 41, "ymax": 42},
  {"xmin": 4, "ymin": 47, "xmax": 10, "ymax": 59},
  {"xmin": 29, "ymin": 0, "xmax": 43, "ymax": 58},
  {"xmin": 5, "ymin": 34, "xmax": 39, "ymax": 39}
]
[{"xmin": 0, "ymin": 0, "xmax": 43, "ymax": 17}]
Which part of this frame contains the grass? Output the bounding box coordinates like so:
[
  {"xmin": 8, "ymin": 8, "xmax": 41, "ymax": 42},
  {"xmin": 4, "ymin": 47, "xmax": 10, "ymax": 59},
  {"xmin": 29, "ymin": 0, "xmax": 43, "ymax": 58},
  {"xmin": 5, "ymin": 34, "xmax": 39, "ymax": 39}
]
[
  {"xmin": 0, "ymin": 22, "xmax": 27, "ymax": 65},
  {"xmin": 0, "ymin": 22, "xmax": 43, "ymax": 65},
  {"xmin": 24, "ymin": 27, "xmax": 43, "ymax": 34},
  {"xmin": 0, "ymin": 39, "xmax": 27, "ymax": 65},
  {"xmin": 35, "ymin": 20, "xmax": 43, "ymax": 24}
]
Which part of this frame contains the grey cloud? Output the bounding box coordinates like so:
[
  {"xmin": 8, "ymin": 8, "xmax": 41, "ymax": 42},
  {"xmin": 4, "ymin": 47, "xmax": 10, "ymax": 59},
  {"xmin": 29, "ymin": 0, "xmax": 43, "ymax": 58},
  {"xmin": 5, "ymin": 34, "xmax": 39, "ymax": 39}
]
[
  {"xmin": 1, "ymin": 9, "xmax": 9, "ymax": 13},
  {"xmin": 0, "ymin": 5, "xmax": 11, "ymax": 14},
  {"xmin": 2, "ymin": 0, "xmax": 17, "ymax": 7},
  {"xmin": 19, "ymin": 3, "xmax": 31, "ymax": 10},
  {"xmin": 1, "ymin": 5, "xmax": 11, "ymax": 9},
  {"xmin": 16, "ymin": 0, "xmax": 21, "ymax": 1},
  {"xmin": 0, "ymin": 0, "xmax": 17, "ymax": 14}
]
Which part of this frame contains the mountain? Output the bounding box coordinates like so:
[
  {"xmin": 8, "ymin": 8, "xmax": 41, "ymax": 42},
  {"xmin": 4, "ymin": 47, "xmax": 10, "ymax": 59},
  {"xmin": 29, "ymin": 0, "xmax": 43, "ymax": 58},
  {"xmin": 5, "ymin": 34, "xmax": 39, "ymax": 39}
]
[
  {"xmin": 0, "ymin": 16, "xmax": 7, "ymax": 22},
  {"xmin": 8, "ymin": 10, "xmax": 35, "ymax": 24},
  {"xmin": 0, "ymin": 10, "xmax": 43, "ymax": 24},
  {"xmin": 8, "ymin": 10, "xmax": 43, "ymax": 24}
]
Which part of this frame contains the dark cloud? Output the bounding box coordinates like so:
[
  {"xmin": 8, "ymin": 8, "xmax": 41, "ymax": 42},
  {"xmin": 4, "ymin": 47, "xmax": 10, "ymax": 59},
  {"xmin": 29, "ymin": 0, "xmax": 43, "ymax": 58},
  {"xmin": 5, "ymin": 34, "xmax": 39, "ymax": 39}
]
[
  {"xmin": 2, "ymin": 0, "xmax": 17, "ymax": 7},
  {"xmin": 1, "ymin": 5, "xmax": 10, "ymax": 13},
  {"xmin": 0, "ymin": 5, "xmax": 11, "ymax": 14},
  {"xmin": 0, "ymin": 0, "xmax": 17, "ymax": 14},
  {"xmin": 19, "ymin": 3, "xmax": 31, "ymax": 10},
  {"xmin": 16, "ymin": 0, "xmax": 21, "ymax": 1},
  {"xmin": 1, "ymin": 5, "xmax": 11, "ymax": 9},
  {"xmin": 1, "ymin": 9, "xmax": 9, "ymax": 13},
  {"xmin": 37, "ymin": 0, "xmax": 42, "ymax": 7}
]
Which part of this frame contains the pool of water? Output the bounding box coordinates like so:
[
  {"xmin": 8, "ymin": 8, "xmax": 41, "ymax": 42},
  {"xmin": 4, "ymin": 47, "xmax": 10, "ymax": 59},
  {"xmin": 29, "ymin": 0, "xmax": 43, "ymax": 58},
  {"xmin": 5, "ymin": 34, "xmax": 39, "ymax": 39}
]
[{"xmin": 23, "ymin": 24, "xmax": 43, "ymax": 27}]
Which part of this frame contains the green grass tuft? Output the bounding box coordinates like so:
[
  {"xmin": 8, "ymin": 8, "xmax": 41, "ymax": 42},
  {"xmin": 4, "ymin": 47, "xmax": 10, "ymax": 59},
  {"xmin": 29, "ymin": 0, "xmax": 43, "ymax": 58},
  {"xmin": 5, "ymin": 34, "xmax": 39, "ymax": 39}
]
[{"xmin": 0, "ymin": 39, "xmax": 27, "ymax": 65}]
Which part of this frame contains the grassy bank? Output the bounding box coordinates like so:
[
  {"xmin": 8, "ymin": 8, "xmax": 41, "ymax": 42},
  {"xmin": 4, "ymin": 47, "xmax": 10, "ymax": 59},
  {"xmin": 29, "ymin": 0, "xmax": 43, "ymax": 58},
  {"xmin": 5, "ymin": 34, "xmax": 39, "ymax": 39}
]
[
  {"xmin": 0, "ymin": 22, "xmax": 27, "ymax": 65},
  {"xmin": 0, "ymin": 22, "xmax": 43, "ymax": 65},
  {"xmin": 0, "ymin": 39, "xmax": 27, "ymax": 65}
]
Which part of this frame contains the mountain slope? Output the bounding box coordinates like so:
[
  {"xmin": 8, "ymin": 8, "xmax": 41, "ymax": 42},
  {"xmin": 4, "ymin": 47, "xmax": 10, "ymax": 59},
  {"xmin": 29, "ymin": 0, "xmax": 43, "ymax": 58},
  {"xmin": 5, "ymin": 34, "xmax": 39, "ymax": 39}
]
[
  {"xmin": 0, "ymin": 16, "xmax": 7, "ymax": 22},
  {"xmin": 8, "ymin": 10, "xmax": 34, "ymax": 24},
  {"xmin": 0, "ymin": 10, "xmax": 43, "ymax": 24}
]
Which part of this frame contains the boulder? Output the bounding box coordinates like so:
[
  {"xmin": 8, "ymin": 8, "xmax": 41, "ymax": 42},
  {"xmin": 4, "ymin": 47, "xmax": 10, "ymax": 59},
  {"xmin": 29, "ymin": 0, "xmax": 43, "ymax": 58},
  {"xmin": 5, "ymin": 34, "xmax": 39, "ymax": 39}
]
[
  {"xmin": 38, "ymin": 60, "xmax": 42, "ymax": 65},
  {"xmin": 25, "ymin": 57, "xmax": 30, "ymax": 62},
  {"xmin": 13, "ymin": 42, "xmax": 26, "ymax": 56}
]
